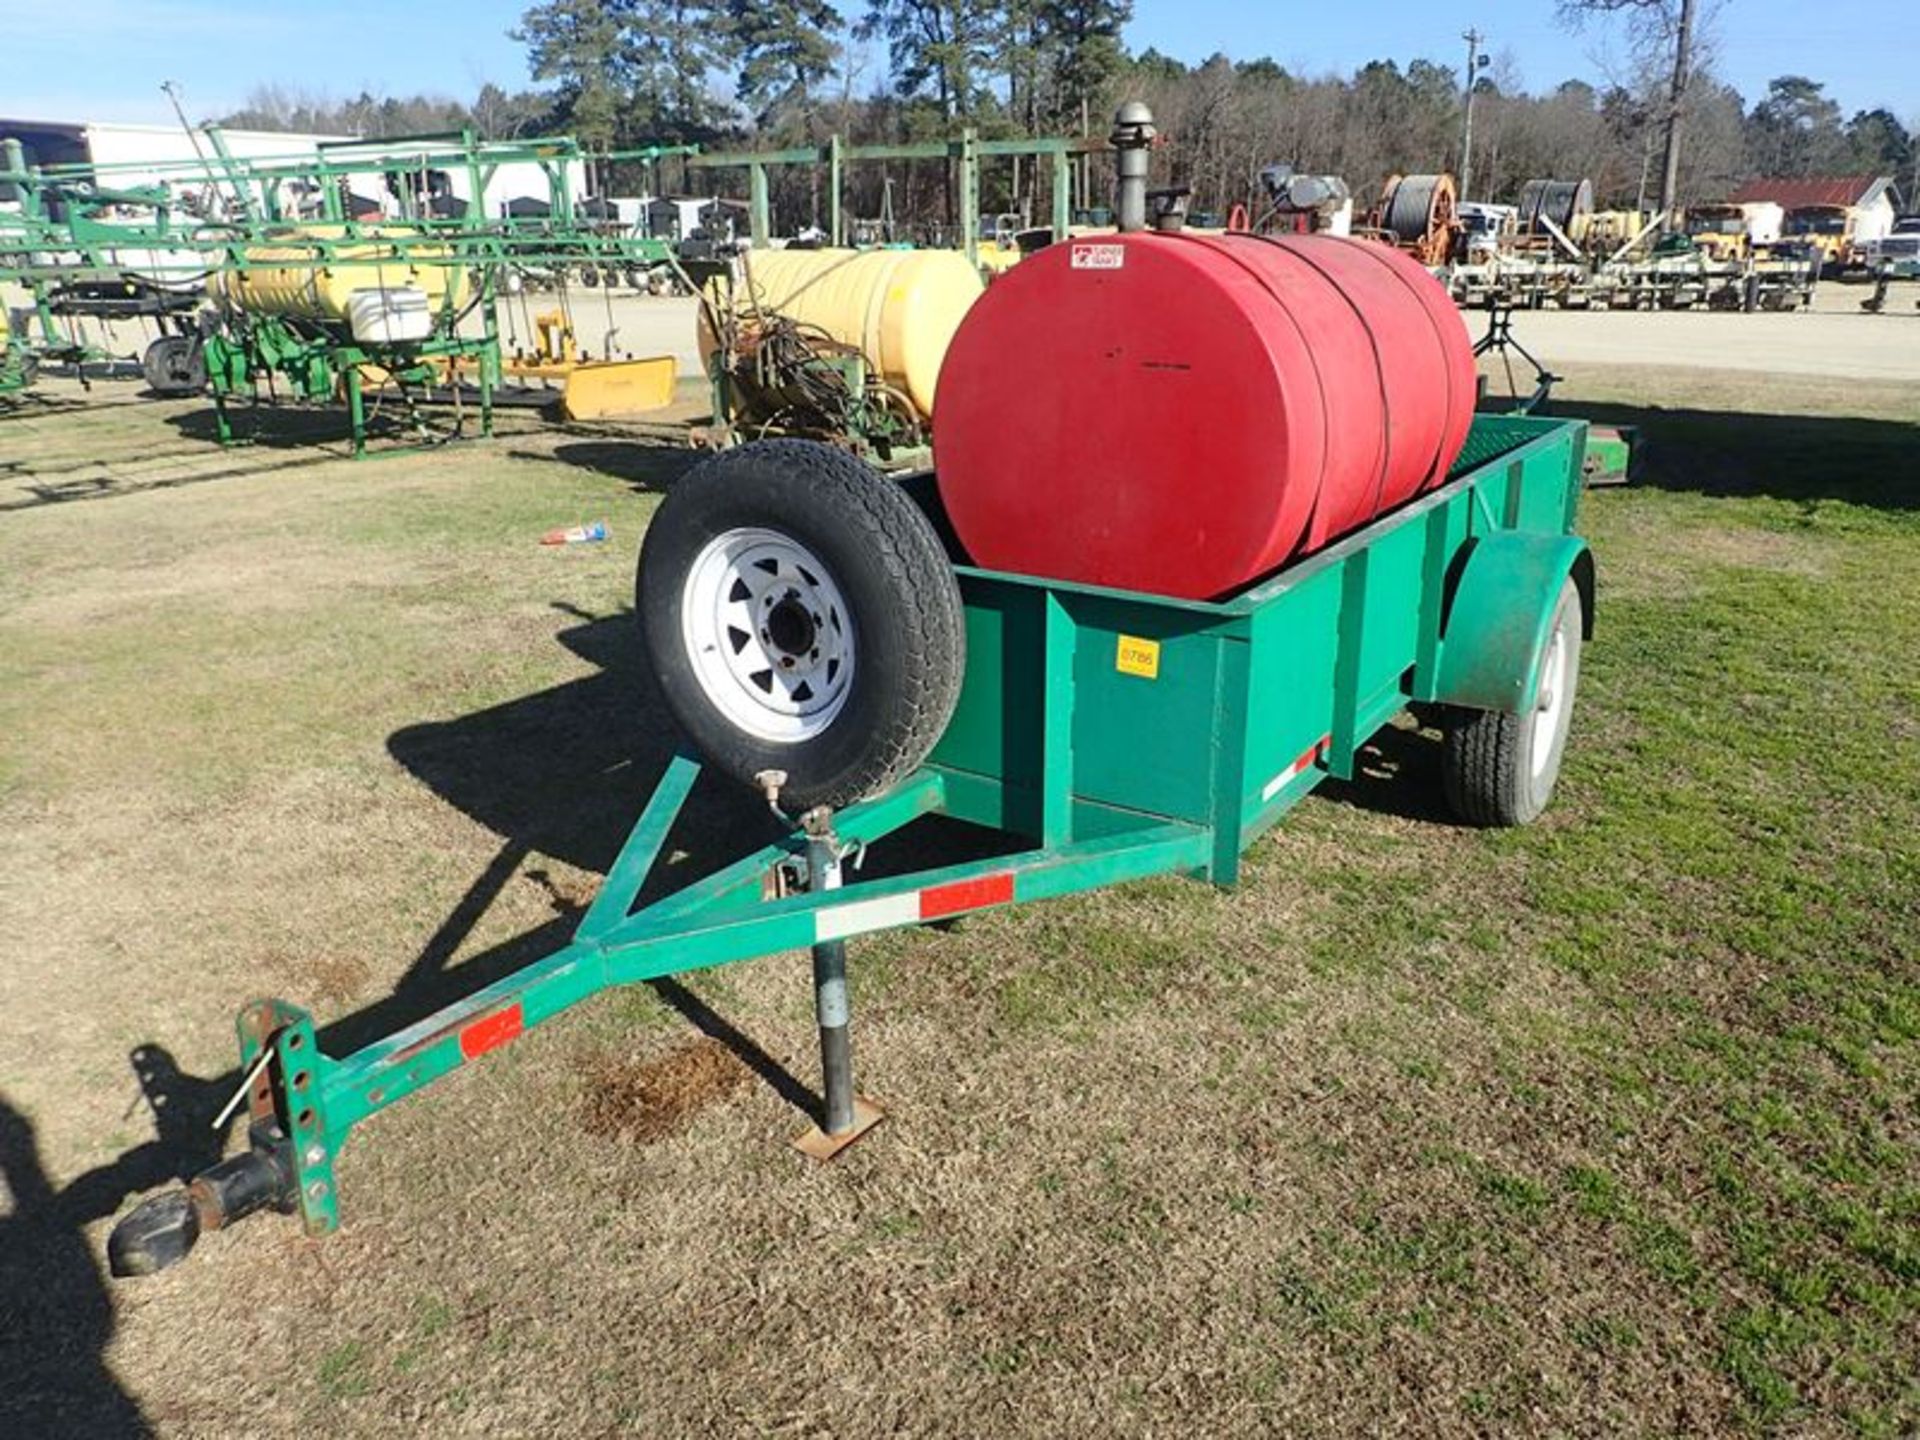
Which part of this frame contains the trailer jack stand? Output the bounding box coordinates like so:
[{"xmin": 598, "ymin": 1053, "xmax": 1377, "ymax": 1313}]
[
  {"xmin": 107, "ymin": 1121, "xmax": 298, "ymax": 1277},
  {"xmin": 792, "ymin": 815, "xmax": 884, "ymax": 1161}
]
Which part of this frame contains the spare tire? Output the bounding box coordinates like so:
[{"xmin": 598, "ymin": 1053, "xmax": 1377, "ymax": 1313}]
[{"xmin": 638, "ymin": 439, "xmax": 965, "ymax": 811}]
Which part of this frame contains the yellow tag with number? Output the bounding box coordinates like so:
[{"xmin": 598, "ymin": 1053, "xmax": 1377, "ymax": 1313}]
[{"xmin": 1115, "ymin": 634, "xmax": 1160, "ymax": 680}]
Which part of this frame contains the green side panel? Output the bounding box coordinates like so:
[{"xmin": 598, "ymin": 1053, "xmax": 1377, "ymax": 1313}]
[
  {"xmin": 1243, "ymin": 565, "xmax": 1341, "ymax": 807},
  {"xmin": 1348, "ymin": 518, "xmax": 1428, "ymax": 725},
  {"xmin": 932, "ymin": 586, "xmax": 1045, "ymax": 833},
  {"xmin": 1471, "ymin": 422, "xmax": 1585, "ymax": 537},
  {"xmin": 1412, "ymin": 488, "xmax": 1475, "ymax": 701},
  {"xmin": 936, "ymin": 415, "xmax": 1592, "ymax": 847},
  {"xmin": 932, "ymin": 578, "xmax": 1243, "ymax": 834},
  {"xmin": 1062, "ymin": 594, "xmax": 1233, "ymax": 827}
]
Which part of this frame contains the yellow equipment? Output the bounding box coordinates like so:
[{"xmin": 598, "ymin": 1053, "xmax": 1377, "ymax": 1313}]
[
  {"xmin": 427, "ymin": 309, "xmax": 678, "ymax": 420},
  {"xmin": 1683, "ymin": 204, "xmax": 1751, "ymax": 262},
  {"xmin": 511, "ymin": 311, "xmax": 678, "ymax": 420},
  {"xmin": 700, "ymin": 247, "xmax": 983, "ymax": 420},
  {"xmin": 1575, "ymin": 210, "xmax": 1651, "ymax": 255},
  {"xmin": 1782, "ymin": 206, "xmax": 1854, "ymax": 270},
  {"xmin": 975, "ymin": 240, "xmax": 1024, "ymax": 274},
  {"xmin": 208, "ymin": 226, "xmax": 469, "ymax": 321}
]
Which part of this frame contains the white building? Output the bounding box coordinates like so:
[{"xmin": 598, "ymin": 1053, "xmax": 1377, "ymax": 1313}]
[
  {"xmin": 0, "ymin": 118, "xmax": 352, "ymax": 188},
  {"xmin": 1730, "ymin": 176, "xmax": 1902, "ymax": 248},
  {"xmin": 0, "ymin": 117, "xmax": 589, "ymax": 223}
]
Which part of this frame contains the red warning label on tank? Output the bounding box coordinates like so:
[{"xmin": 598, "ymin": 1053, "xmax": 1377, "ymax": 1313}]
[{"xmin": 1070, "ymin": 243, "xmax": 1126, "ymax": 270}]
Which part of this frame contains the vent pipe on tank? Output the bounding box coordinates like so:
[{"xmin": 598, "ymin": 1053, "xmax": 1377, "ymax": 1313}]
[{"xmin": 1110, "ymin": 101, "xmax": 1156, "ymax": 233}]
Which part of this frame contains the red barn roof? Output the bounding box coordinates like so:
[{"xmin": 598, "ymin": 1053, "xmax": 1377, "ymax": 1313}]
[{"xmin": 1729, "ymin": 176, "xmax": 1894, "ymax": 209}]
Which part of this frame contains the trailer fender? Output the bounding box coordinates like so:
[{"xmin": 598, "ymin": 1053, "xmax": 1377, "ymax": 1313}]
[{"xmin": 1434, "ymin": 533, "xmax": 1594, "ymax": 713}]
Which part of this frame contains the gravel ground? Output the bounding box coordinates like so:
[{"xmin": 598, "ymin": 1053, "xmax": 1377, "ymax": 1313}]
[
  {"xmin": 17, "ymin": 269, "xmax": 1917, "ymax": 389},
  {"xmin": 1448, "ymin": 283, "xmax": 1920, "ymax": 382}
]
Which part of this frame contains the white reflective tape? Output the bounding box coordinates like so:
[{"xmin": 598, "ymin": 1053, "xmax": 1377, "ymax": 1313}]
[
  {"xmin": 1261, "ymin": 761, "xmax": 1304, "ymax": 802},
  {"xmin": 816, "ymin": 892, "xmax": 919, "ymax": 942},
  {"xmin": 1260, "ymin": 751, "xmax": 1323, "ymax": 802}
]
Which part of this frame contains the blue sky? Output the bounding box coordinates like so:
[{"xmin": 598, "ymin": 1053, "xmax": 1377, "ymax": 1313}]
[{"xmin": 5, "ymin": 0, "xmax": 1914, "ymax": 128}]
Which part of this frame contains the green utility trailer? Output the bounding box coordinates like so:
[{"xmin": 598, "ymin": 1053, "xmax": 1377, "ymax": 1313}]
[{"xmin": 108, "ymin": 412, "xmax": 1594, "ymax": 1276}]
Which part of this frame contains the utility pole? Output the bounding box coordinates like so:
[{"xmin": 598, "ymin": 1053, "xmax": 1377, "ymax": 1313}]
[
  {"xmin": 1459, "ymin": 30, "xmax": 1487, "ymax": 202},
  {"xmin": 1656, "ymin": 0, "xmax": 1697, "ymax": 223}
]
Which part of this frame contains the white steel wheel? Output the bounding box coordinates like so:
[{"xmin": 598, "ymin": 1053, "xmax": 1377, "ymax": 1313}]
[
  {"xmin": 1529, "ymin": 619, "xmax": 1571, "ymax": 782},
  {"xmin": 637, "ymin": 438, "xmax": 964, "ymax": 812},
  {"xmin": 680, "ymin": 527, "xmax": 855, "ymax": 744}
]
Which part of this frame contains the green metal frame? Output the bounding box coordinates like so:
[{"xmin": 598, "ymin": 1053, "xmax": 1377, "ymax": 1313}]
[
  {"xmin": 204, "ymin": 315, "xmax": 502, "ymax": 459},
  {"xmin": 689, "ymin": 130, "xmax": 1090, "ymax": 266},
  {"xmin": 0, "ymin": 128, "xmax": 695, "ymax": 407},
  {"xmin": 207, "ymin": 412, "xmax": 1590, "ymax": 1239}
]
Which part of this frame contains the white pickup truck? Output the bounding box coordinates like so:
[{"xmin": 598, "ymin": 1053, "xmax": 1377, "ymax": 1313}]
[{"xmin": 1860, "ymin": 216, "xmax": 1920, "ymax": 278}]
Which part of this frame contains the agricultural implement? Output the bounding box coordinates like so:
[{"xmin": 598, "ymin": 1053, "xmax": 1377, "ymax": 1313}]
[
  {"xmin": 481, "ymin": 308, "xmax": 679, "ymax": 422},
  {"xmin": 0, "ymin": 306, "xmax": 33, "ymax": 395},
  {"xmin": 0, "ymin": 130, "xmax": 690, "ymax": 443},
  {"xmin": 695, "ymin": 246, "xmax": 981, "ymax": 467},
  {"xmin": 107, "ymin": 104, "xmax": 1598, "ymax": 1276}
]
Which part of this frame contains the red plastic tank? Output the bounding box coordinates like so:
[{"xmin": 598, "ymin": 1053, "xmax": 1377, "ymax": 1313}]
[{"xmin": 932, "ymin": 231, "xmax": 1477, "ymax": 600}]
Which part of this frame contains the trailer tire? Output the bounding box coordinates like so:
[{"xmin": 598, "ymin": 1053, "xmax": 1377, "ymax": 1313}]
[
  {"xmin": 1441, "ymin": 578, "xmax": 1583, "ymax": 826},
  {"xmin": 141, "ymin": 335, "xmax": 205, "ymax": 397},
  {"xmin": 638, "ymin": 439, "xmax": 964, "ymax": 812}
]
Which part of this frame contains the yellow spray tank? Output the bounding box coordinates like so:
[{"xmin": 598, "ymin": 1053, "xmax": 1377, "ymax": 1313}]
[
  {"xmin": 209, "ymin": 226, "xmax": 469, "ymax": 337},
  {"xmin": 701, "ymin": 248, "xmax": 983, "ymax": 421}
]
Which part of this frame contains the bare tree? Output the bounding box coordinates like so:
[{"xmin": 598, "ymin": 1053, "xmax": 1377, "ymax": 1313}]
[{"xmin": 1558, "ymin": 0, "xmax": 1703, "ymax": 216}]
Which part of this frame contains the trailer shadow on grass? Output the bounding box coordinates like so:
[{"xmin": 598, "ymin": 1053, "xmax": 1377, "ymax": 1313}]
[
  {"xmin": 1312, "ymin": 716, "xmax": 1460, "ymax": 827},
  {"xmin": 93, "ymin": 600, "xmax": 1012, "ymax": 1235},
  {"xmin": 512, "ymin": 438, "xmax": 703, "ymax": 494},
  {"xmin": 1548, "ymin": 400, "xmax": 1920, "ymax": 511}
]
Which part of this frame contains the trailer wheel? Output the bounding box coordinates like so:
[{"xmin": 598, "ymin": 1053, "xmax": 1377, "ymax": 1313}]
[
  {"xmin": 141, "ymin": 335, "xmax": 205, "ymax": 397},
  {"xmin": 639, "ymin": 439, "xmax": 964, "ymax": 811},
  {"xmin": 1442, "ymin": 578, "xmax": 1583, "ymax": 826}
]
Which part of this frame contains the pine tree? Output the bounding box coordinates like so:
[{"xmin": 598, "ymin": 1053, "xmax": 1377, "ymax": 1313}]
[
  {"xmin": 515, "ymin": 0, "xmax": 738, "ymax": 143},
  {"xmin": 730, "ymin": 0, "xmax": 843, "ymax": 127},
  {"xmin": 513, "ymin": 0, "xmax": 629, "ymax": 146},
  {"xmin": 1036, "ymin": 0, "xmax": 1129, "ymax": 133},
  {"xmin": 856, "ymin": 0, "xmax": 996, "ymax": 122},
  {"xmin": 622, "ymin": 0, "xmax": 741, "ymax": 138}
]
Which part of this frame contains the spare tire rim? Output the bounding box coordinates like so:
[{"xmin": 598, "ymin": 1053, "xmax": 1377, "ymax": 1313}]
[{"xmin": 681, "ymin": 526, "xmax": 855, "ymax": 743}]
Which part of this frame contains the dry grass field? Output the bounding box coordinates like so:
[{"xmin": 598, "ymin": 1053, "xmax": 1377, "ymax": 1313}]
[{"xmin": 0, "ymin": 362, "xmax": 1915, "ymax": 1436}]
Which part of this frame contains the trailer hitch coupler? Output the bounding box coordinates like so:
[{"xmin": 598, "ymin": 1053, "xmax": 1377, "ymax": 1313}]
[{"xmin": 107, "ymin": 1124, "xmax": 297, "ymax": 1278}]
